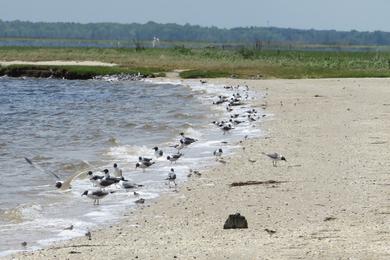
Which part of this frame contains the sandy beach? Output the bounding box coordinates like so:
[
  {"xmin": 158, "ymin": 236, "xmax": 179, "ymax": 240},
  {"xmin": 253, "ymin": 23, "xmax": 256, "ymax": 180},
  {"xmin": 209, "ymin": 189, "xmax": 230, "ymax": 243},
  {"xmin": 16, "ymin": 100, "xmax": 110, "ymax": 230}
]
[{"xmin": 5, "ymin": 78, "xmax": 390, "ymax": 260}]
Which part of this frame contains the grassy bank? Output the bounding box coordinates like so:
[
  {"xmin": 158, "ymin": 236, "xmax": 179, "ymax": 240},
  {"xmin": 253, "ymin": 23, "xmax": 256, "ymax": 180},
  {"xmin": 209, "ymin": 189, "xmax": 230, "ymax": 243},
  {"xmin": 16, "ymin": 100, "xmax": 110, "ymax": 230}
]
[
  {"xmin": 1, "ymin": 46, "xmax": 390, "ymax": 78},
  {"xmin": 0, "ymin": 64, "xmax": 165, "ymax": 79}
]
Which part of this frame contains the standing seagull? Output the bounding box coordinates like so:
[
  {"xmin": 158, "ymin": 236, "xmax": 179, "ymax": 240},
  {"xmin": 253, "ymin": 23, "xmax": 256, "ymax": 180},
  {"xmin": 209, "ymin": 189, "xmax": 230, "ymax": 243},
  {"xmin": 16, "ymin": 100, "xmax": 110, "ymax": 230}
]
[
  {"xmin": 153, "ymin": 147, "xmax": 163, "ymax": 158},
  {"xmin": 221, "ymin": 124, "xmax": 234, "ymax": 135},
  {"xmin": 262, "ymin": 152, "xmax": 287, "ymax": 167},
  {"xmin": 179, "ymin": 132, "xmax": 198, "ymax": 146},
  {"xmin": 139, "ymin": 156, "xmax": 153, "ymax": 163},
  {"xmin": 167, "ymin": 153, "xmax": 183, "ymax": 164},
  {"xmin": 135, "ymin": 161, "xmax": 155, "ymax": 172},
  {"xmin": 213, "ymin": 148, "xmax": 223, "ymax": 160},
  {"xmin": 113, "ymin": 163, "xmax": 123, "ymax": 178},
  {"xmin": 88, "ymin": 171, "xmax": 104, "ymax": 186},
  {"xmin": 166, "ymin": 168, "xmax": 177, "ymax": 188},
  {"xmin": 82, "ymin": 190, "xmax": 109, "ymax": 205}
]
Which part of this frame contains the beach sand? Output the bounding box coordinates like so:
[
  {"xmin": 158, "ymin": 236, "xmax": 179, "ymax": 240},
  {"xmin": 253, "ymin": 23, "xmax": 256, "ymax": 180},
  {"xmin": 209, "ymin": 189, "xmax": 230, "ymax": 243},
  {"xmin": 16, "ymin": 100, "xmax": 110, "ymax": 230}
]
[{"xmin": 5, "ymin": 78, "xmax": 390, "ymax": 259}]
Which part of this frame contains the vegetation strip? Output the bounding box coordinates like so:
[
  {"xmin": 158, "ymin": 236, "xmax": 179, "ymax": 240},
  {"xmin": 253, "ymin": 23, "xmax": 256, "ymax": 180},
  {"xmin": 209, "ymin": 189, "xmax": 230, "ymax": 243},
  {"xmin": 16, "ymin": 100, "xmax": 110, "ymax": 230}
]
[
  {"xmin": 0, "ymin": 64, "xmax": 165, "ymax": 80},
  {"xmin": 2, "ymin": 46, "xmax": 390, "ymax": 79}
]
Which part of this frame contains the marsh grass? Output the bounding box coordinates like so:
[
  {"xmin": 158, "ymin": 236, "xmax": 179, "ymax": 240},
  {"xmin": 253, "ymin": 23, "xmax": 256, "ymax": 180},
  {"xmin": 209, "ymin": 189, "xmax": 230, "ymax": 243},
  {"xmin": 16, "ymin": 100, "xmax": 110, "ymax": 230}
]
[{"xmin": 1, "ymin": 46, "xmax": 390, "ymax": 78}]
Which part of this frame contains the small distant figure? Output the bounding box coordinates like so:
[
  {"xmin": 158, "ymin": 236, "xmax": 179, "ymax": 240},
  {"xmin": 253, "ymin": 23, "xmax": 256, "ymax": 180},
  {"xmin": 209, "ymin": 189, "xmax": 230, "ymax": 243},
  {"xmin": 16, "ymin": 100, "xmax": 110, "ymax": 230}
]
[
  {"xmin": 139, "ymin": 156, "xmax": 153, "ymax": 163},
  {"xmin": 85, "ymin": 230, "xmax": 92, "ymax": 240},
  {"xmin": 82, "ymin": 190, "xmax": 110, "ymax": 205},
  {"xmin": 152, "ymin": 36, "xmax": 160, "ymax": 48},
  {"xmin": 167, "ymin": 153, "xmax": 183, "ymax": 164},
  {"xmin": 213, "ymin": 148, "xmax": 223, "ymax": 160},
  {"xmin": 189, "ymin": 169, "xmax": 201, "ymax": 177},
  {"xmin": 24, "ymin": 157, "xmax": 85, "ymax": 190},
  {"xmin": 135, "ymin": 161, "xmax": 155, "ymax": 172},
  {"xmin": 262, "ymin": 152, "xmax": 287, "ymax": 167},
  {"xmin": 179, "ymin": 132, "xmax": 198, "ymax": 146},
  {"xmin": 166, "ymin": 168, "xmax": 177, "ymax": 188},
  {"xmin": 88, "ymin": 171, "xmax": 104, "ymax": 186},
  {"xmin": 113, "ymin": 163, "xmax": 123, "ymax": 178},
  {"xmin": 221, "ymin": 124, "xmax": 234, "ymax": 135},
  {"xmin": 153, "ymin": 146, "xmax": 163, "ymax": 158}
]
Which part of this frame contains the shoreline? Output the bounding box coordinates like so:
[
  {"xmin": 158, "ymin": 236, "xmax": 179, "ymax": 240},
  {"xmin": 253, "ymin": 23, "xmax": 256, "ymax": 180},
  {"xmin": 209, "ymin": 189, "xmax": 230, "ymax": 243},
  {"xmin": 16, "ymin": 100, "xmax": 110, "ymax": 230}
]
[{"xmin": 4, "ymin": 78, "xmax": 390, "ymax": 259}]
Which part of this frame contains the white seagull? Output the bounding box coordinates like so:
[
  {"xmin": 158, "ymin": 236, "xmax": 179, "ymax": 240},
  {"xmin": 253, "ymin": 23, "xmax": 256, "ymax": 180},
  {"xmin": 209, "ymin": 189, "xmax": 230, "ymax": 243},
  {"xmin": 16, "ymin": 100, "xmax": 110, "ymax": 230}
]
[
  {"xmin": 113, "ymin": 163, "xmax": 123, "ymax": 178},
  {"xmin": 25, "ymin": 157, "xmax": 86, "ymax": 190},
  {"xmin": 166, "ymin": 168, "xmax": 177, "ymax": 188},
  {"xmin": 82, "ymin": 190, "xmax": 110, "ymax": 205},
  {"xmin": 167, "ymin": 153, "xmax": 183, "ymax": 164},
  {"xmin": 153, "ymin": 147, "xmax": 163, "ymax": 158},
  {"xmin": 262, "ymin": 152, "xmax": 287, "ymax": 167},
  {"xmin": 213, "ymin": 148, "xmax": 223, "ymax": 160}
]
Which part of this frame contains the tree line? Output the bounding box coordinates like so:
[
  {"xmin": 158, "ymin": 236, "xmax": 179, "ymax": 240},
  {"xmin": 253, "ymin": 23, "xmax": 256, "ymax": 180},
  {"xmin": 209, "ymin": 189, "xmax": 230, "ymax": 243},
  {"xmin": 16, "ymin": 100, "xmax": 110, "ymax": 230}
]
[{"xmin": 1, "ymin": 20, "xmax": 390, "ymax": 45}]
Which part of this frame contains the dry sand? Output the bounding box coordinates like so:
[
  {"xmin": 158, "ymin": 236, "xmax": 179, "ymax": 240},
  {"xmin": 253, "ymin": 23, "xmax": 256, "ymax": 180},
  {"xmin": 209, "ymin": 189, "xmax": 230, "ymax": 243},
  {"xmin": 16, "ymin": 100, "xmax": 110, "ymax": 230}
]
[
  {"xmin": 5, "ymin": 78, "xmax": 390, "ymax": 259},
  {"xmin": 0, "ymin": 60, "xmax": 116, "ymax": 67}
]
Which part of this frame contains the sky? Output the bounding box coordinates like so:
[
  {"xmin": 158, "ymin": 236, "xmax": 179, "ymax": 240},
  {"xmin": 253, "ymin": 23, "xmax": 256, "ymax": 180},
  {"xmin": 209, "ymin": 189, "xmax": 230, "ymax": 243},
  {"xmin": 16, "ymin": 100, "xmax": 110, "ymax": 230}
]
[{"xmin": 1, "ymin": 0, "xmax": 389, "ymax": 32}]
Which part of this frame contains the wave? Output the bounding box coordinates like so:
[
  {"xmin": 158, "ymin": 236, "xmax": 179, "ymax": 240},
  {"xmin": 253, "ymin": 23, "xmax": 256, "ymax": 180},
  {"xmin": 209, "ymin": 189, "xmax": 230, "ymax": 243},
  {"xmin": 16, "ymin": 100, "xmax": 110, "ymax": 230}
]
[{"xmin": 0, "ymin": 204, "xmax": 43, "ymax": 224}]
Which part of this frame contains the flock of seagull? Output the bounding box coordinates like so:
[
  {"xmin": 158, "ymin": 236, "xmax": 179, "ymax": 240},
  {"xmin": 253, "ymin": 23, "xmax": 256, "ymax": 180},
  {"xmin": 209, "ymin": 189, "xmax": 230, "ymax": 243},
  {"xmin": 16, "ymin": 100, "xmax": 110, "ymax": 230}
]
[{"xmin": 25, "ymin": 83, "xmax": 286, "ymax": 206}]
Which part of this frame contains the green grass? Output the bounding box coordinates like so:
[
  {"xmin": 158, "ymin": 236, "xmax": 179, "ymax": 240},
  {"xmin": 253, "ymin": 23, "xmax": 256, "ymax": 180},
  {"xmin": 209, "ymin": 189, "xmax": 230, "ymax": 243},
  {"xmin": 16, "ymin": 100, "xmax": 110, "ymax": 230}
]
[
  {"xmin": 0, "ymin": 64, "xmax": 165, "ymax": 79},
  {"xmin": 180, "ymin": 70, "xmax": 231, "ymax": 78},
  {"xmin": 1, "ymin": 46, "xmax": 390, "ymax": 79}
]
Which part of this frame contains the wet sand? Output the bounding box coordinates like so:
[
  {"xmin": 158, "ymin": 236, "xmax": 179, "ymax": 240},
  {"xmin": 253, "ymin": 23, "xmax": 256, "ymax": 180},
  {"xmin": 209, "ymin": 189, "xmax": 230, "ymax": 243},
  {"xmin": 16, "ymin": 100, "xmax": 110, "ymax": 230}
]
[{"xmin": 6, "ymin": 78, "xmax": 390, "ymax": 259}]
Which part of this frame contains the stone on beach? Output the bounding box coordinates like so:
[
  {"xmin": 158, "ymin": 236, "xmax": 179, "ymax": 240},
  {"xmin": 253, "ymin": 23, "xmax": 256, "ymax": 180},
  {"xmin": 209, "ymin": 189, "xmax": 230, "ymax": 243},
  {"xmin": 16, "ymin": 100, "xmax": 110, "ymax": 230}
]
[{"xmin": 223, "ymin": 213, "xmax": 248, "ymax": 229}]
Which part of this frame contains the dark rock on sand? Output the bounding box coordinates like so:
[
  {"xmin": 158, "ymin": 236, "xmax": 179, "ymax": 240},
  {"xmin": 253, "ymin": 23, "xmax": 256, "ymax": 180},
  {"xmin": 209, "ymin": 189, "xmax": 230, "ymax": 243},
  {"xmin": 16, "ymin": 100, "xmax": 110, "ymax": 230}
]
[
  {"xmin": 223, "ymin": 213, "xmax": 248, "ymax": 229},
  {"xmin": 135, "ymin": 198, "xmax": 145, "ymax": 204}
]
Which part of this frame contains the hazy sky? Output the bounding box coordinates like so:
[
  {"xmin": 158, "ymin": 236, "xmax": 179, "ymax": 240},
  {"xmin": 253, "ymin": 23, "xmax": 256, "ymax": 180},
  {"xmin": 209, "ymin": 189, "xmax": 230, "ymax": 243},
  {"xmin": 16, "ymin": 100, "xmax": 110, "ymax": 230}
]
[{"xmin": 1, "ymin": 0, "xmax": 389, "ymax": 32}]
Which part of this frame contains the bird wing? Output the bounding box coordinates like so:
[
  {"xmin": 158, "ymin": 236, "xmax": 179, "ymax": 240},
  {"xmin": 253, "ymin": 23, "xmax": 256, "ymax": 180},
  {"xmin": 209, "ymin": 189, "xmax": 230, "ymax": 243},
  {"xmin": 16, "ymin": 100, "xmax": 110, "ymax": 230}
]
[
  {"xmin": 61, "ymin": 170, "xmax": 88, "ymax": 190},
  {"xmin": 25, "ymin": 157, "xmax": 61, "ymax": 180},
  {"xmin": 266, "ymin": 153, "xmax": 279, "ymax": 159},
  {"xmin": 92, "ymin": 190, "xmax": 109, "ymax": 196}
]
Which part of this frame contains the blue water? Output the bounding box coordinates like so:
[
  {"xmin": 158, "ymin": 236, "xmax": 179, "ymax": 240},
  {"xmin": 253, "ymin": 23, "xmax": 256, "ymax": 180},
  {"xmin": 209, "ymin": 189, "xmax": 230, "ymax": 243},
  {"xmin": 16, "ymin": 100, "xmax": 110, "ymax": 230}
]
[{"xmin": 0, "ymin": 76, "xmax": 262, "ymax": 255}]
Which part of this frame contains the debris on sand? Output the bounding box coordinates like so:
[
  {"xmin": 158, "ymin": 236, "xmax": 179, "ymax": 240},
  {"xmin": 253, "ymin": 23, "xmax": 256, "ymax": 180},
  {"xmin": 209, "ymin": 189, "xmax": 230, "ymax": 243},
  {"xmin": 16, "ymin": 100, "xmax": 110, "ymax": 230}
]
[{"xmin": 230, "ymin": 180, "xmax": 287, "ymax": 187}]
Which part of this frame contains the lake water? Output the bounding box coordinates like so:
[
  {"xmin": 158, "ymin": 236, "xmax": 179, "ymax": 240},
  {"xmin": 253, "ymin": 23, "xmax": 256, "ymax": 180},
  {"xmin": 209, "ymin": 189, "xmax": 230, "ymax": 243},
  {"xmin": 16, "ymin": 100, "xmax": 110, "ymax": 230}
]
[{"xmin": 0, "ymin": 77, "xmax": 262, "ymax": 255}]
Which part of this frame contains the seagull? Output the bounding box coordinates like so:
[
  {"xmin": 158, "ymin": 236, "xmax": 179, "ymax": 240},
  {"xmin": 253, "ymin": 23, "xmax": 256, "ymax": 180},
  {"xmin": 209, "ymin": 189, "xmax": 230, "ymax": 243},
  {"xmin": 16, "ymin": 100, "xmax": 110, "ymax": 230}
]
[
  {"xmin": 82, "ymin": 190, "xmax": 109, "ymax": 205},
  {"xmin": 221, "ymin": 124, "xmax": 234, "ymax": 134},
  {"xmin": 166, "ymin": 168, "xmax": 177, "ymax": 188},
  {"xmin": 229, "ymin": 119, "xmax": 244, "ymax": 125},
  {"xmin": 171, "ymin": 142, "xmax": 185, "ymax": 151},
  {"xmin": 120, "ymin": 180, "xmax": 143, "ymax": 190},
  {"xmin": 113, "ymin": 163, "xmax": 123, "ymax": 178},
  {"xmin": 88, "ymin": 171, "xmax": 104, "ymax": 186},
  {"xmin": 262, "ymin": 152, "xmax": 287, "ymax": 167},
  {"xmin": 167, "ymin": 153, "xmax": 183, "ymax": 164},
  {"xmin": 153, "ymin": 147, "xmax": 163, "ymax": 158},
  {"xmin": 25, "ymin": 157, "xmax": 86, "ymax": 190},
  {"xmin": 139, "ymin": 156, "xmax": 153, "ymax": 163},
  {"xmin": 246, "ymin": 109, "xmax": 257, "ymax": 114},
  {"xmin": 213, "ymin": 148, "xmax": 223, "ymax": 160},
  {"xmin": 179, "ymin": 132, "xmax": 198, "ymax": 145},
  {"xmin": 97, "ymin": 177, "xmax": 120, "ymax": 189},
  {"xmin": 135, "ymin": 161, "xmax": 155, "ymax": 171}
]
